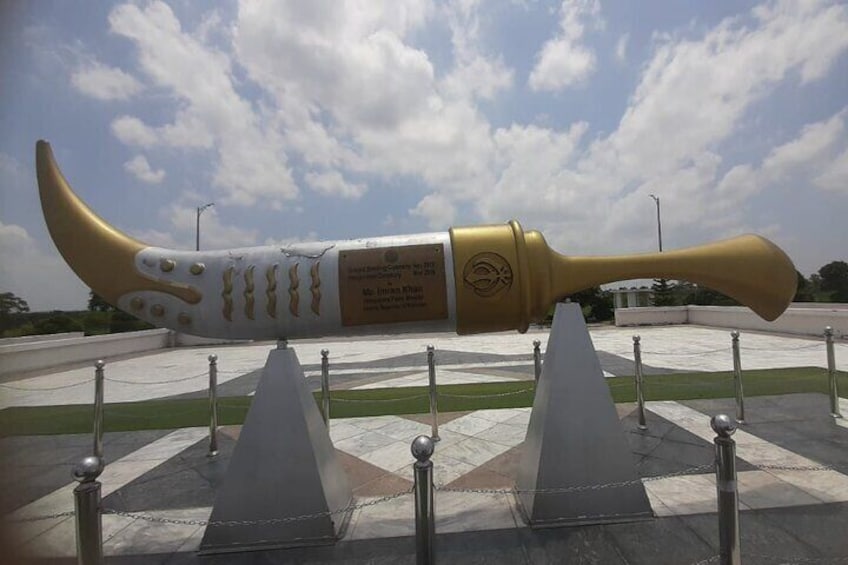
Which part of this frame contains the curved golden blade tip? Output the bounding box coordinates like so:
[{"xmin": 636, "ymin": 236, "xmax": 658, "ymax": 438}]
[{"xmin": 35, "ymin": 140, "xmax": 201, "ymax": 306}]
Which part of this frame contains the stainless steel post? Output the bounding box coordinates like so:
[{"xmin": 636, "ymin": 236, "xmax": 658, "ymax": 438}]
[
  {"xmin": 825, "ymin": 327, "xmax": 842, "ymax": 418},
  {"xmin": 731, "ymin": 331, "xmax": 745, "ymax": 424},
  {"xmin": 207, "ymin": 354, "xmax": 219, "ymax": 457},
  {"xmin": 427, "ymin": 345, "xmax": 440, "ymax": 441},
  {"xmin": 711, "ymin": 414, "xmax": 741, "ymax": 565},
  {"xmin": 411, "ymin": 435, "xmax": 435, "ymax": 565},
  {"xmin": 533, "ymin": 339, "xmax": 542, "ymax": 382},
  {"xmin": 632, "ymin": 335, "xmax": 647, "ymax": 430},
  {"xmin": 72, "ymin": 455, "xmax": 104, "ymax": 565},
  {"xmin": 93, "ymin": 361, "xmax": 104, "ymax": 460},
  {"xmin": 321, "ymin": 349, "xmax": 331, "ymax": 427}
]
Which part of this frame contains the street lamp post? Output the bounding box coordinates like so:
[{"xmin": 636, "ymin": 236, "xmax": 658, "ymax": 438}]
[
  {"xmin": 649, "ymin": 194, "xmax": 662, "ymax": 252},
  {"xmin": 196, "ymin": 203, "xmax": 214, "ymax": 251}
]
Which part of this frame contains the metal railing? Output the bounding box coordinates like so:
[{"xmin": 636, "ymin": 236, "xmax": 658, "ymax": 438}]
[
  {"xmin": 207, "ymin": 354, "xmax": 219, "ymax": 457},
  {"xmin": 630, "ymin": 326, "xmax": 842, "ymax": 428},
  {"xmin": 426, "ymin": 345, "xmax": 440, "ymax": 441},
  {"xmin": 6, "ymin": 411, "xmax": 847, "ymax": 564}
]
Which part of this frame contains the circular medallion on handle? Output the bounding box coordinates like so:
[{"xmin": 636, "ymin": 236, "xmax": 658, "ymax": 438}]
[{"xmin": 462, "ymin": 252, "xmax": 513, "ymax": 298}]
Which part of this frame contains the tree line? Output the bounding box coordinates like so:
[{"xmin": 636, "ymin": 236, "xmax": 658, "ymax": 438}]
[{"xmin": 0, "ymin": 291, "xmax": 153, "ymax": 338}]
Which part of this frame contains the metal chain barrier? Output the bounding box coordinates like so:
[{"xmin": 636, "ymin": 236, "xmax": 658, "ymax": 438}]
[
  {"xmin": 100, "ymin": 487, "xmax": 413, "ymax": 528},
  {"xmin": 5, "ymin": 510, "xmax": 77, "ymax": 523},
  {"xmin": 104, "ymin": 371, "xmax": 206, "ymax": 385},
  {"xmin": 754, "ymin": 463, "xmax": 836, "ymax": 472},
  {"xmin": 739, "ymin": 342, "xmax": 825, "ymax": 352},
  {"xmin": 688, "ymin": 555, "xmax": 720, "ymax": 565},
  {"xmin": 106, "ymin": 406, "xmax": 210, "ymax": 420},
  {"xmin": 331, "ymin": 393, "xmax": 430, "ymax": 403},
  {"xmin": 436, "ymin": 462, "xmax": 715, "ymax": 496},
  {"xmin": 640, "ymin": 347, "xmax": 730, "ymax": 356},
  {"xmin": 745, "ymin": 555, "xmax": 848, "ymax": 563},
  {"xmin": 642, "ymin": 377, "xmax": 734, "ymax": 388},
  {"xmin": 438, "ymin": 387, "xmax": 535, "ymax": 399},
  {"xmin": 0, "ymin": 378, "xmax": 94, "ymax": 391},
  {"xmin": 5, "ymin": 488, "xmax": 413, "ymax": 526}
]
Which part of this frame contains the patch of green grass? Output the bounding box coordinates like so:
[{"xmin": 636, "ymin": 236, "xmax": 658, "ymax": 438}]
[{"xmin": 1, "ymin": 367, "xmax": 844, "ymax": 436}]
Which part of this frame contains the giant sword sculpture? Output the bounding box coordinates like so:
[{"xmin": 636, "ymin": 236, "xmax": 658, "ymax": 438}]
[{"xmin": 36, "ymin": 140, "xmax": 797, "ymax": 340}]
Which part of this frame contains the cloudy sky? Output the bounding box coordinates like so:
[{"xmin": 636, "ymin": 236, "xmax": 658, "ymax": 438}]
[{"xmin": 1, "ymin": 0, "xmax": 847, "ymax": 312}]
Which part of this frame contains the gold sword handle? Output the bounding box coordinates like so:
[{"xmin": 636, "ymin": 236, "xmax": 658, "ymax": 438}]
[{"xmin": 451, "ymin": 222, "xmax": 797, "ymax": 335}]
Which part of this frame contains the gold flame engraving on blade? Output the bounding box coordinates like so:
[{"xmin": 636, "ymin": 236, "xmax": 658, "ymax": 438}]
[
  {"xmin": 266, "ymin": 264, "xmax": 277, "ymax": 319},
  {"xmin": 289, "ymin": 263, "xmax": 300, "ymax": 317},
  {"xmin": 244, "ymin": 266, "xmax": 255, "ymax": 320},
  {"xmin": 310, "ymin": 261, "xmax": 321, "ymax": 316},
  {"xmin": 222, "ymin": 267, "xmax": 234, "ymax": 321},
  {"xmin": 35, "ymin": 141, "xmax": 201, "ymax": 306}
]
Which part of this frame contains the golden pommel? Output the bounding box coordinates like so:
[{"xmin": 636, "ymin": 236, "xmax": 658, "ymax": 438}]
[{"xmin": 450, "ymin": 221, "xmax": 797, "ymax": 334}]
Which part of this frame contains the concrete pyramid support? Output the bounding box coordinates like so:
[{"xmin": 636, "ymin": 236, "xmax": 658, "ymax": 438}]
[
  {"xmin": 200, "ymin": 345, "xmax": 352, "ymax": 553},
  {"xmin": 516, "ymin": 302, "xmax": 653, "ymax": 527}
]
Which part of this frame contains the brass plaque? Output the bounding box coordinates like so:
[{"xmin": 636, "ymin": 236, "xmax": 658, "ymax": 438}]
[{"xmin": 339, "ymin": 244, "xmax": 448, "ymax": 326}]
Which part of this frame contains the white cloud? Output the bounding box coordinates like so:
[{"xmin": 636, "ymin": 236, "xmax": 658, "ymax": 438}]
[
  {"xmin": 70, "ymin": 61, "xmax": 142, "ymax": 100},
  {"xmin": 0, "ymin": 153, "xmax": 27, "ymax": 190},
  {"xmin": 528, "ymin": 0, "xmax": 601, "ymax": 91},
  {"xmin": 814, "ymin": 148, "xmax": 848, "ymax": 193},
  {"xmin": 132, "ymin": 201, "xmax": 258, "ymax": 251},
  {"xmin": 235, "ymin": 0, "xmax": 497, "ymax": 200},
  {"xmin": 715, "ymin": 109, "xmax": 848, "ymax": 199},
  {"xmin": 124, "ymin": 155, "xmax": 165, "ymax": 184},
  {"xmin": 410, "ymin": 193, "xmax": 457, "ymax": 230},
  {"xmin": 264, "ymin": 232, "xmax": 319, "ymax": 247},
  {"xmin": 615, "ymin": 32, "xmax": 629, "ymax": 63},
  {"xmin": 761, "ymin": 110, "xmax": 845, "ymax": 180},
  {"xmin": 107, "ymin": 1, "xmax": 297, "ymax": 207},
  {"xmin": 74, "ymin": 0, "xmax": 848, "ymax": 268},
  {"xmin": 440, "ymin": 0, "xmax": 514, "ymax": 101},
  {"xmin": 0, "ymin": 222, "xmax": 89, "ymax": 311},
  {"xmin": 304, "ymin": 170, "xmax": 366, "ymax": 199},
  {"xmin": 585, "ymin": 0, "xmax": 848, "ymax": 184},
  {"xmin": 111, "ymin": 115, "xmax": 158, "ymax": 147}
]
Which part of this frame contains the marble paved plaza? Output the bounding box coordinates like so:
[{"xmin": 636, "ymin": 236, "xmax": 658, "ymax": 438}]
[{"xmin": 2, "ymin": 324, "xmax": 847, "ymax": 564}]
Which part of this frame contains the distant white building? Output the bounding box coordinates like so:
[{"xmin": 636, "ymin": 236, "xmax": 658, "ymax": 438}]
[{"xmin": 612, "ymin": 287, "xmax": 654, "ymax": 309}]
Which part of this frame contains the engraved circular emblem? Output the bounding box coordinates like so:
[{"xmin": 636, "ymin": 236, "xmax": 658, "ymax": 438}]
[{"xmin": 462, "ymin": 252, "xmax": 513, "ymax": 297}]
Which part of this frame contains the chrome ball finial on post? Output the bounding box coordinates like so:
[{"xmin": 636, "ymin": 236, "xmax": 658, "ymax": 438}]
[
  {"xmin": 411, "ymin": 435, "xmax": 435, "ymax": 564},
  {"xmin": 207, "ymin": 354, "xmax": 219, "ymax": 457},
  {"xmin": 824, "ymin": 326, "xmax": 841, "ymax": 418},
  {"xmin": 72, "ymin": 455, "xmax": 104, "ymax": 483},
  {"xmin": 72, "ymin": 455, "xmax": 105, "ymax": 564},
  {"xmin": 411, "ymin": 435, "xmax": 435, "ymax": 462},
  {"xmin": 710, "ymin": 413, "xmax": 737, "ymax": 438},
  {"xmin": 320, "ymin": 349, "xmax": 331, "ymax": 427},
  {"xmin": 632, "ymin": 335, "xmax": 647, "ymax": 430},
  {"xmin": 425, "ymin": 346, "xmax": 440, "ymax": 441},
  {"xmin": 532, "ymin": 339, "xmax": 542, "ymax": 382},
  {"xmin": 729, "ymin": 331, "xmax": 745, "ymax": 424},
  {"xmin": 711, "ymin": 413, "xmax": 741, "ymax": 564}
]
